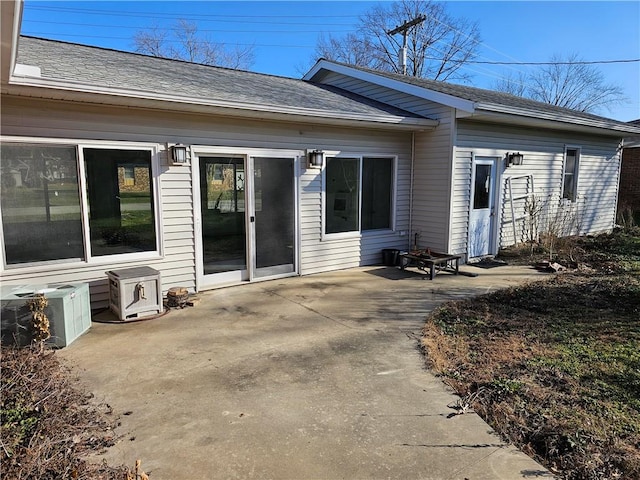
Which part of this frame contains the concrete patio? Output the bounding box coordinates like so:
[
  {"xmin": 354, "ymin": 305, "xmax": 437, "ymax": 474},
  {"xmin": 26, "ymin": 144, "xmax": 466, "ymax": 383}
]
[{"xmin": 59, "ymin": 265, "xmax": 554, "ymax": 479}]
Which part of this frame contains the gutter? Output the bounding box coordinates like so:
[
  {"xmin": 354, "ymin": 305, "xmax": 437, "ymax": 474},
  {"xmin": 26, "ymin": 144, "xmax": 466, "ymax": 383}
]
[
  {"xmin": 408, "ymin": 131, "xmax": 415, "ymax": 251},
  {"xmin": 5, "ymin": 76, "xmax": 438, "ymax": 131},
  {"xmin": 472, "ymin": 104, "xmax": 640, "ymax": 136}
]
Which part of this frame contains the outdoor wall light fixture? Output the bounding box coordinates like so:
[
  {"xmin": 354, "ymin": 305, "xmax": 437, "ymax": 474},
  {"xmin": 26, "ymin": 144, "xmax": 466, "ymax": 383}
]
[
  {"xmin": 307, "ymin": 149, "xmax": 324, "ymax": 168},
  {"xmin": 169, "ymin": 144, "xmax": 190, "ymax": 165},
  {"xmin": 507, "ymin": 152, "xmax": 524, "ymax": 167}
]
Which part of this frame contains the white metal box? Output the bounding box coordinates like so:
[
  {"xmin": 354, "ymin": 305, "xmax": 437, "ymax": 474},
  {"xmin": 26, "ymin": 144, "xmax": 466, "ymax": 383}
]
[
  {"xmin": 107, "ymin": 266, "xmax": 162, "ymax": 321},
  {"xmin": 0, "ymin": 283, "xmax": 91, "ymax": 348}
]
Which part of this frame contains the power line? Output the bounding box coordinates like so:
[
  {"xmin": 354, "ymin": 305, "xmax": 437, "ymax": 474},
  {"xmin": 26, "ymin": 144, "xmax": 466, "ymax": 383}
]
[
  {"xmin": 460, "ymin": 59, "xmax": 640, "ymax": 66},
  {"xmin": 20, "ymin": 32, "xmax": 316, "ymax": 49},
  {"xmin": 25, "ymin": 19, "xmax": 353, "ymax": 29},
  {"xmin": 21, "ymin": 4, "xmax": 639, "ymax": 77},
  {"xmin": 22, "ymin": 20, "xmax": 353, "ymax": 34},
  {"xmin": 25, "ymin": 5, "xmax": 360, "ymax": 20},
  {"xmin": 23, "ymin": 30, "xmax": 639, "ymax": 66}
]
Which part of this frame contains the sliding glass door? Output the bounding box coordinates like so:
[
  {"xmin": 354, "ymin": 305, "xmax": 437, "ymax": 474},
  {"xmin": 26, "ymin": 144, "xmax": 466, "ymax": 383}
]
[
  {"xmin": 251, "ymin": 157, "xmax": 295, "ymax": 278},
  {"xmin": 199, "ymin": 157, "xmax": 247, "ymax": 281},
  {"xmin": 196, "ymin": 151, "xmax": 297, "ymax": 289}
]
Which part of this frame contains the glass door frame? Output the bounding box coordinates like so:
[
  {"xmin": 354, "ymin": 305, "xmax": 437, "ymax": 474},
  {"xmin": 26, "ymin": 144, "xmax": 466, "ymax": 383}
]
[{"xmin": 192, "ymin": 146, "xmax": 302, "ymax": 291}]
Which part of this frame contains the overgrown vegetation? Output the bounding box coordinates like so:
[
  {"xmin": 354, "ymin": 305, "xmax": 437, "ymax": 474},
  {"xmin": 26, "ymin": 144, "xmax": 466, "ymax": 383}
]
[
  {"xmin": 0, "ymin": 345, "xmax": 129, "ymax": 479},
  {"xmin": 423, "ymin": 229, "xmax": 640, "ymax": 479},
  {"xmin": 500, "ymin": 226, "xmax": 640, "ymax": 273}
]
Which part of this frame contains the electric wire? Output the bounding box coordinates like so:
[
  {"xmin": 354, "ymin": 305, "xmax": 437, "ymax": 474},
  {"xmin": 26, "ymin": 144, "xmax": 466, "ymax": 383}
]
[{"xmin": 20, "ymin": 2, "xmax": 638, "ymax": 96}]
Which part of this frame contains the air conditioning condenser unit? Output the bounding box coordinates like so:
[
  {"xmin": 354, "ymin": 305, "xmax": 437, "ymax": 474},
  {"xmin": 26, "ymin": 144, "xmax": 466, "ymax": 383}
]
[{"xmin": 0, "ymin": 283, "xmax": 91, "ymax": 348}]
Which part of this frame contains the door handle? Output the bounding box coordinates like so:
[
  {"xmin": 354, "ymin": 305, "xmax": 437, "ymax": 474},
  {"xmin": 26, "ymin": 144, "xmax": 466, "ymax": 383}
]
[{"xmin": 250, "ymin": 216, "xmax": 255, "ymax": 222}]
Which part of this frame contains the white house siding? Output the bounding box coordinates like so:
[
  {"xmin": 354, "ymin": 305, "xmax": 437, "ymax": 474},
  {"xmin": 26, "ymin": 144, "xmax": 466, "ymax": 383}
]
[
  {"xmin": 298, "ymin": 135, "xmax": 413, "ymax": 276},
  {"xmin": 314, "ymin": 71, "xmax": 457, "ymax": 253},
  {"xmin": 453, "ymin": 120, "xmax": 622, "ymax": 256},
  {"xmin": 411, "ymin": 108, "xmax": 455, "ymax": 253},
  {"xmin": 0, "ymin": 96, "xmax": 412, "ymax": 305}
]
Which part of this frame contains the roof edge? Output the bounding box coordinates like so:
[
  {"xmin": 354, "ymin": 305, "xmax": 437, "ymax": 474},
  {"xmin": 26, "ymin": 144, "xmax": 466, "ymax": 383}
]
[
  {"xmin": 4, "ymin": 77, "xmax": 438, "ymax": 130},
  {"xmin": 304, "ymin": 60, "xmax": 476, "ymax": 113},
  {"xmin": 474, "ymin": 103, "xmax": 640, "ymax": 136},
  {"xmin": 305, "ymin": 59, "xmax": 639, "ymax": 136}
]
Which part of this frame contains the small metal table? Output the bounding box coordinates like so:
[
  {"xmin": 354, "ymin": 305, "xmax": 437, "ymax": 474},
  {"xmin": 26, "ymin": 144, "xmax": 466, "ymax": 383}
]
[{"xmin": 399, "ymin": 250, "xmax": 461, "ymax": 280}]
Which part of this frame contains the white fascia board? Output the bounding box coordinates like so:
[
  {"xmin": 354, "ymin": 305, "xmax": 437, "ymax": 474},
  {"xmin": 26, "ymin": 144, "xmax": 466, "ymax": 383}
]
[
  {"xmin": 6, "ymin": 76, "xmax": 437, "ymax": 130},
  {"xmin": 304, "ymin": 60, "xmax": 476, "ymax": 114},
  {"xmin": 474, "ymin": 103, "xmax": 640, "ymax": 136}
]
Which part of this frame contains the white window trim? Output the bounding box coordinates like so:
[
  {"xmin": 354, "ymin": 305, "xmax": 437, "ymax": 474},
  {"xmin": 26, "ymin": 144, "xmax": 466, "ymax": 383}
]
[
  {"xmin": 0, "ymin": 136, "xmax": 164, "ymax": 271},
  {"xmin": 561, "ymin": 145, "xmax": 581, "ymax": 202},
  {"xmin": 321, "ymin": 154, "xmax": 397, "ymax": 241}
]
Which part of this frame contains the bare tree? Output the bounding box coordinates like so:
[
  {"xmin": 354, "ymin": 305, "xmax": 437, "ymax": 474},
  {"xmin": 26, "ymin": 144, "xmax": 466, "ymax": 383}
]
[
  {"xmin": 312, "ymin": 0, "xmax": 480, "ymax": 81},
  {"xmin": 133, "ymin": 19, "xmax": 255, "ymax": 69},
  {"xmin": 529, "ymin": 53, "xmax": 626, "ymax": 112},
  {"xmin": 494, "ymin": 53, "xmax": 627, "ymax": 114},
  {"xmin": 493, "ymin": 72, "xmax": 529, "ymax": 98}
]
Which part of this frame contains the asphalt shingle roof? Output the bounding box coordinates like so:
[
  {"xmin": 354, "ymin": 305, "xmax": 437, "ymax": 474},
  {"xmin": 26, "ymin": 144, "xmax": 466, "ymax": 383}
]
[
  {"xmin": 15, "ymin": 36, "xmax": 423, "ymax": 121},
  {"xmin": 323, "ymin": 60, "xmax": 635, "ymax": 129}
]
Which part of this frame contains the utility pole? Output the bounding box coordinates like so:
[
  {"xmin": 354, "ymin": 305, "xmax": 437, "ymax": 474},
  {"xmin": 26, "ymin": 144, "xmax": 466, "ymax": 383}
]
[{"xmin": 386, "ymin": 15, "xmax": 426, "ymax": 75}]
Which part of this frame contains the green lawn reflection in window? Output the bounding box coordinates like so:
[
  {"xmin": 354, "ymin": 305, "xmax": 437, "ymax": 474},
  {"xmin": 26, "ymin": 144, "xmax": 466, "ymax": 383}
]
[
  {"xmin": 0, "ymin": 144, "xmax": 84, "ymax": 264},
  {"xmin": 84, "ymin": 148, "xmax": 156, "ymax": 256}
]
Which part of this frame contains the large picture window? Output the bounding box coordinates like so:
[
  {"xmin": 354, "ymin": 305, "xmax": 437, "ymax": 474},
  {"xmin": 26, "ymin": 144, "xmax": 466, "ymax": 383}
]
[
  {"xmin": 84, "ymin": 148, "xmax": 156, "ymax": 256},
  {"xmin": 1, "ymin": 144, "xmax": 84, "ymax": 265},
  {"xmin": 325, "ymin": 156, "xmax": 394, "ymax": 235},
  {"xmin": 1, "ymin": 141, "xmax": 159, "ymax": 267}
]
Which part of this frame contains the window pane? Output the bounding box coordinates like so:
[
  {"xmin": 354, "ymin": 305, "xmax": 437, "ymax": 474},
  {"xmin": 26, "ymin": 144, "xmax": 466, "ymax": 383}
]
[
  {"xmin": 326, "ymin": 157, "xmax": 359, "ymax": 234},
  {"xmin": 565, "ymin": 150, "xmax": 577, "ymax": 173},
  {"xmin": 254, "ymin": 157, "xmax": 294, "ymax": 270},
  {"xmin": 362, "ymin": 158, "xmax": 392, "ymax": 230},
  {"xmin": 562, "ymin": 149, "xmax": 579, "ymax": 200},
  {"xmin": 1, "ymin": 144, "xmax": 84, "ymax": 264},
  {"xmin": 84, "ymin": 148, "xmax": 156, "ymax": 256},
  {"xmin": 473, "ymin": 164, "xmax": 491, "ymax": 209},
  {"xmin": 200, "ymin": 157, "xmax": 246, "ymax": 274},
  {"xmin": 563, "ymin": 173, "xmax": 575, "ymax": 200}
]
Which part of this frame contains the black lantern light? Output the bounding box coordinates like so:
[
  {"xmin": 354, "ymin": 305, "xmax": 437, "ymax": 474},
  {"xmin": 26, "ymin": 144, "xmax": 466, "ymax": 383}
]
[
  {"xmin": 307, "ymin": 149, "xmax": 324, "ymax": 168},
  {"xmin": 507, "ymin": 152, "xmax": 524, "ymax": 167},
  {"xmin": 170, "ymin": 144, "xmax": 189, "ymax": 165}
]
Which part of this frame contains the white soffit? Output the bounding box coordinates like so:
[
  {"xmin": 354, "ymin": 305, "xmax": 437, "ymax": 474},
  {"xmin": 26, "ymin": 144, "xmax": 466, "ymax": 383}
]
[{"xmin": 304, "ymin": 60, "xmax": 476, "ymax": 114}]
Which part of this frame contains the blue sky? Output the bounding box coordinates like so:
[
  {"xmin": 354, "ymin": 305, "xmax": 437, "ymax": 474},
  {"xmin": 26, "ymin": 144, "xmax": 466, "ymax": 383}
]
[{"xmin": 19, "ymin": 1, "xmax": 640, "ymax": 121}]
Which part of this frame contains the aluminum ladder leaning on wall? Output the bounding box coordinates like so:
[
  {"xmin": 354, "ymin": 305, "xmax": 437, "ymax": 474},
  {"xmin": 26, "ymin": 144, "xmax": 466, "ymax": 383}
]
[{"xmin": 506, "ymin": 174, "xmax": 536, "ymax": 245}]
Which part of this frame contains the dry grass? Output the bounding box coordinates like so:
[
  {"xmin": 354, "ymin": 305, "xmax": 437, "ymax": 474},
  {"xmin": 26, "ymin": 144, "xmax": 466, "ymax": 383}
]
[
  {"xmin": 0, "ymin": 344, "xmax": 129, "ymax": 479},
  {"xmin": 422, "ymin": 230, "xmax": 640, "ymax": 479}
]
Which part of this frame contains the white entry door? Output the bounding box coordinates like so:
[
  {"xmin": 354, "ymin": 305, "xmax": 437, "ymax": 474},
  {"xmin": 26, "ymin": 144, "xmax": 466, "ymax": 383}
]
[{"xmin": 468, "ymin": 157, "xmax": 498, "ymax": 258}]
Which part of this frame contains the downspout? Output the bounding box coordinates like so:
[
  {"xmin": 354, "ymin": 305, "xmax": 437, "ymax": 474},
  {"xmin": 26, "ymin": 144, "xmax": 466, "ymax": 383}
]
[
  {"xmin": 408, "ymin": 131, "xmax": 415, "ymax": 251},
  {"xmin": 612, "ymin": 138, "xmax": 624, "ymax": 230},
  {"xmin": 445, "ymin": 109, "xmax": 458, "ymax": 255}
]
